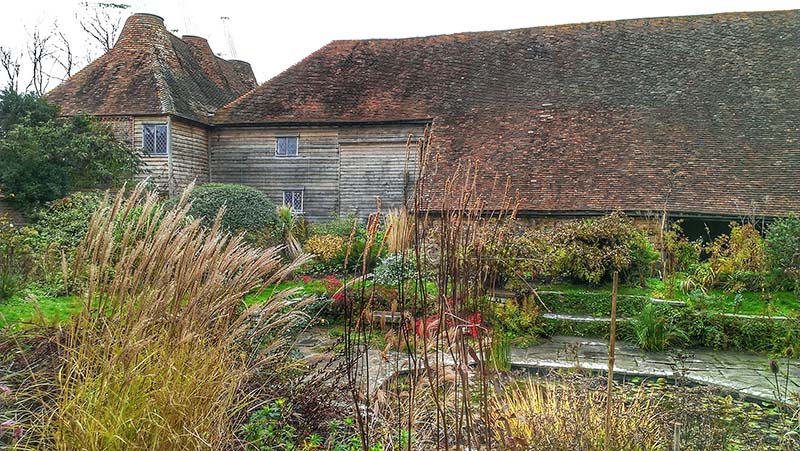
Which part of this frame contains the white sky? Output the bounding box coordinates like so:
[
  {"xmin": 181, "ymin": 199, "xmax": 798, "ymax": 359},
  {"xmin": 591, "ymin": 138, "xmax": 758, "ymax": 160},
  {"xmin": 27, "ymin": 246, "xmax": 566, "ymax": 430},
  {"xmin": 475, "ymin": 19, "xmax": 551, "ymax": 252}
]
[{"xmin": 1, "ymin": 0, "xmax": 799, "ymax": 89}]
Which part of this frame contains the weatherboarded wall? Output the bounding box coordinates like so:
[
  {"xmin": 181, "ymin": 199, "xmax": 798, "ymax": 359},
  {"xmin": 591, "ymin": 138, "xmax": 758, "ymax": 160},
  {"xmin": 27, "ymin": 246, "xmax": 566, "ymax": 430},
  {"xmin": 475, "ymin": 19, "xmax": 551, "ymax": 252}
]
[
  {"xmin": 132, "ymin": 115, "xmax": 170, "ymax": 191},
  {"xmin": 339, "ymin": 124, "xmax": 420, "ymax": 218},
  {"xmin": 209, "ymin": 123, "xmax": 423, "ymax": 222},
  {"xmin": 170, "ymin": 118, "xmax": 210, "ymax": 189}
]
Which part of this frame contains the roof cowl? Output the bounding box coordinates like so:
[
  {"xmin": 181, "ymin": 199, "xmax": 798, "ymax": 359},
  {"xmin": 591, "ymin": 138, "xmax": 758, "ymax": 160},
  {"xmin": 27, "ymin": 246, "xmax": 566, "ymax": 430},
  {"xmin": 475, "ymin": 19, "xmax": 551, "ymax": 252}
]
[{"xmin": 116, "ymin": 13, "xmax": 169, "ymax": 51}]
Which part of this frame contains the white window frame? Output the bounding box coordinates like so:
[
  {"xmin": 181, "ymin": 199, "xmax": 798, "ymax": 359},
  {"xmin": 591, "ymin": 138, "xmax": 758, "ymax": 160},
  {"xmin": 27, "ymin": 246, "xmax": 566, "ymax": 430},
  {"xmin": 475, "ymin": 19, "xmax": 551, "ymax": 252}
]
[
  {"xmin": 142, "ymin": 123, "xmax": 169, "ymax": 156},
  {"xmin": 282, "ymin": 190, "xmax": 304, "ymax": 214},
  {"xmin": 275, "ymin": 135, "xmax": 299, "ymax": 157}
]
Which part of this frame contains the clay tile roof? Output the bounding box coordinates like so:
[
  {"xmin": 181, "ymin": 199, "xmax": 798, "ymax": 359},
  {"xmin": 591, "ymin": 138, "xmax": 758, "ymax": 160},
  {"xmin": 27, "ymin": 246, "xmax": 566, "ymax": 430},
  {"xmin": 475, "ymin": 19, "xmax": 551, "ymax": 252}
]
[
  {"xmin": 46, "ymin": 13, "xmax": 257, "ymax": 124},
  {"xmin": 214, "ymin": 10, "xmax": 800, "ymax": 217}
]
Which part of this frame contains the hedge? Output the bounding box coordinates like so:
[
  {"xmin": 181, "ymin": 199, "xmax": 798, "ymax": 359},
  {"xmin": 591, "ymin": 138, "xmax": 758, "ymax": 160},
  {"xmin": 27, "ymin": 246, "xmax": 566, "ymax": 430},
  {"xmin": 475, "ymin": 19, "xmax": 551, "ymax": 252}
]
[
  {"xmin": 537, "ymin": 291, "xmax": 648, "ymax": 318},
  {"xmin": 539, "ymin": 309, "xmax": 799, "ymax": 355}
]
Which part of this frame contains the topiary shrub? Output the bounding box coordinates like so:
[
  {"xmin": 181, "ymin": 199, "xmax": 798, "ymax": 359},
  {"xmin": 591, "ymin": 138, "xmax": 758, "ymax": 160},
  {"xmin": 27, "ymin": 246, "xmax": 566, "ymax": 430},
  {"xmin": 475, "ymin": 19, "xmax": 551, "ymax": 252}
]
[
  {"xmin": 765, "ymin": 215, "xmax": 800, "ymax": 292},
  {"xmin": 182, "ymin": 184, "xmax": 278, "ymax": 239}
]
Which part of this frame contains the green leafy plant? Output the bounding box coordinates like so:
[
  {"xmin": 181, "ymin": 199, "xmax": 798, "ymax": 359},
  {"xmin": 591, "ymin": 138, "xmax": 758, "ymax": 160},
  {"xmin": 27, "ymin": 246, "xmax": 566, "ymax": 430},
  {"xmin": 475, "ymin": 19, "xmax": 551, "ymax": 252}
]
[
  {"xmin": 0, "ymin": 91, "xmax": 140, "ymax": 209},
  {"xmin": 30, "ymin": 191, "xmax": 104, "ymax": 254},
  {"xmin": 765, "ymin": 215, "xmax": 800, "ymax": 292},
  {"xmin": 548, "ymin": 212, "xmax": 658, "ymax": 284},
  {"xmin": 0, "ymin": 216, "xmax": 36, "ymax": 300},
  {"xmin": 243, "ymin": 399, "xmax": 299, "ymax": 450},
  {"xmin": 705, "ymin": 223, "xmax": 767, "ymax": 292},
  {"xmin": 309, "ymin": 215, "xmax": 357, "ymax": 238},
  {"xmin": 627, "ymin": 303, "xmax": 688, "ymax": 351},
  {"xmin": 489, "ymin": 297, "xmax": 541, "ymax": 340},
  {"xmin": 276, "ymin": 205, "xmax": 306, "ymax": 258},
  {"xmin": 373, "ymin": 254, "xmax": 419, "ymax": 286}
]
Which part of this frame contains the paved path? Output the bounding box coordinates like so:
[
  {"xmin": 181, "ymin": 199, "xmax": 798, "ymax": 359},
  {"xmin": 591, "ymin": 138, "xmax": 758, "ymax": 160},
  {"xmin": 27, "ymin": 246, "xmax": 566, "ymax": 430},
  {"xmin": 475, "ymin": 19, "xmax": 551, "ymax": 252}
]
[
  {"xmin": 513, "ymin": 335, "xmax": 800, "ymax": 404},
  {"xmin": 295, "ymin": 328, "xmax": 800, "ymax": 404}
]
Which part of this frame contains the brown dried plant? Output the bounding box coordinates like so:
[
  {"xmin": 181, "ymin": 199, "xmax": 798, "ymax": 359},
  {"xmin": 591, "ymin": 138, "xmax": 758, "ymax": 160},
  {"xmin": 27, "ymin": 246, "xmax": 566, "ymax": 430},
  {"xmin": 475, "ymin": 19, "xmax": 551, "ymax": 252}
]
[
  {"xmin": 12, "ymin": 182, "xmax": 311, "ymax": 450},
  {"xmin": 343, "ymin": 127, "xmax": 520, "ymax": 450}
]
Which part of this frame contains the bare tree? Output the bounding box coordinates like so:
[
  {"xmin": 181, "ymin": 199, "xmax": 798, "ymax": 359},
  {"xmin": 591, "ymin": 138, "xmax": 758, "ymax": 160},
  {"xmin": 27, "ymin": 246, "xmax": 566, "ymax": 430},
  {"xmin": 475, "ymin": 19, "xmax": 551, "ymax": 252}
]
[
  {"xmin": 52, "ymin": 22, "xmax": 75, "ymax": 80},
  {"xmin": 26, "ymin": 29, "xmax": 54, "ymax": 96},
  {"xmin": 79, "ymin": 2, "xmax": 131, "ymax": 54},
  {"xmin": 0, "ymin": 47, "xmax": 22, "ymax": 92}
]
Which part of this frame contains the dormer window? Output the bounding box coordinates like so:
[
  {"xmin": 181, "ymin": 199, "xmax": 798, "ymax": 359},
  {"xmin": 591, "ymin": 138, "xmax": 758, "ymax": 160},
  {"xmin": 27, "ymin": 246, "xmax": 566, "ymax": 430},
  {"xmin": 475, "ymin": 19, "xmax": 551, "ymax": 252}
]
[
  {"xmin": 275, "ymin": 136, "xmax": 299, "ymax": 157},
  {"xmin": 142, "ymin": 124, "xmax": 168, "ymax": 155}
]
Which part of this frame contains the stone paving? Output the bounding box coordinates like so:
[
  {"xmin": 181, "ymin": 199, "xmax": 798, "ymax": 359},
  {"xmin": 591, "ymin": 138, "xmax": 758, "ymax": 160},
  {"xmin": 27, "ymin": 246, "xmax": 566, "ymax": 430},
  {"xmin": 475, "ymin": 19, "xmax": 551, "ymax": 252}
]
[
  {"xmin": 295, "ymin": 328, "xmax": 800, "ymax": 404},
  {"xmin": 512, "ymin": 335, "xmax": 800, "ymax": 404}
]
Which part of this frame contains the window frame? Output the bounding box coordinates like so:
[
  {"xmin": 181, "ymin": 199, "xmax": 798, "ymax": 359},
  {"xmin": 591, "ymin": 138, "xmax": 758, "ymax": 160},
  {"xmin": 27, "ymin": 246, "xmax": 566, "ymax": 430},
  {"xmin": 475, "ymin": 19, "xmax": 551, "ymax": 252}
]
[
  {"xmin": 282, "ymin": 190, "xmax": 304, "ymax": 214},
  {"xmin": 275, "ymin": 135, "xmax": 299, "ymax": 157},
  {"xmin": 142, "ymin": 123, "xmax": 169, "ymax": 156}
]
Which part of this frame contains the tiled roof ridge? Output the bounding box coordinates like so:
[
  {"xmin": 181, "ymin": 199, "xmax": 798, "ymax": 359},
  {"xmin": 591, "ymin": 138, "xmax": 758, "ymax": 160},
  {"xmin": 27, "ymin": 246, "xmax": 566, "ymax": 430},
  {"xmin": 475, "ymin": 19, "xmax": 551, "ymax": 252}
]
[{"xmin": 324, "ymin": 8, "xmax": 797, "ymax": 44}]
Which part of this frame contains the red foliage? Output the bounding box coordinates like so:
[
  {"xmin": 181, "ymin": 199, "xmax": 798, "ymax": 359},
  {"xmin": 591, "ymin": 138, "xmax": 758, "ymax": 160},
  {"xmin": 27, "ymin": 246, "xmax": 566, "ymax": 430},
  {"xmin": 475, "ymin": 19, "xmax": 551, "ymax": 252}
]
[{"xmin": 407, "ymin": 311, "xmax": 483, "ymax": 338}]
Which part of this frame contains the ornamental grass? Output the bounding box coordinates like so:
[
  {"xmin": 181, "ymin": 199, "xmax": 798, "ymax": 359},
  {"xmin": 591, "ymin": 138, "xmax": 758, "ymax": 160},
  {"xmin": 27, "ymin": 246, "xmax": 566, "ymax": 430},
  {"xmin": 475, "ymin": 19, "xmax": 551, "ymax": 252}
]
[{"xmin": 8, "ymin": 182, "xmax": 310, "ymax": 450}]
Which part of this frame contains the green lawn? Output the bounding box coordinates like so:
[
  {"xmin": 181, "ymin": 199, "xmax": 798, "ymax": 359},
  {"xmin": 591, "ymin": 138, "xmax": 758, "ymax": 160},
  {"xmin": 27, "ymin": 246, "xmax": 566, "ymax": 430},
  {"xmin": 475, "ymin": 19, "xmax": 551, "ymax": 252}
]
[
  {"xmin": 3, "ymin": 275, "xmax": 796, "ymax": 330},
  {"xmin": 0, "ymin": 279, "xmax": 329, "ymax": 330},
  {"xmin": 244, "ymin": 279, "xmax": 329, "ymax": 305},
  {"xmin": 541, "ymin": 278, "xmax": 799, "ymax": 316},
  {"xmin": 0, "ymin": 294, "xmax": 80, "ymax": 329}
]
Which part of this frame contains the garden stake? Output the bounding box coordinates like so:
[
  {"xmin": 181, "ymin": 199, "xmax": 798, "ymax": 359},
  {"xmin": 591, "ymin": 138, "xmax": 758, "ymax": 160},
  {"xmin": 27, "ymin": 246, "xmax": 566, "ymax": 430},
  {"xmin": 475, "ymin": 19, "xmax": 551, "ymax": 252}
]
[{"xmin": 605, "ymin": 271, "xmax": 619, "ymax": 451}]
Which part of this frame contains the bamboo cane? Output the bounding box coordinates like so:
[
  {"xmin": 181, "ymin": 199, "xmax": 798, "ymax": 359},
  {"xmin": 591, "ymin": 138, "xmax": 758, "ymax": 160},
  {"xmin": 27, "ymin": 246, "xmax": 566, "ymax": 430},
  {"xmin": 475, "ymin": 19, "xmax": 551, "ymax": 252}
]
[{"xmin": 605, "ymin": 271, "xmax": 619, "ymax": 450}]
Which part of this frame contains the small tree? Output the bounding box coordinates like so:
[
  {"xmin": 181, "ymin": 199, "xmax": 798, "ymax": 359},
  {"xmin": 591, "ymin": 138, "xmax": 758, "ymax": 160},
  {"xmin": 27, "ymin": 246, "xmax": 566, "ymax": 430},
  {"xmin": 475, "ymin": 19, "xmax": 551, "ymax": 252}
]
[
  {"xmin": 765, "ymin": 215, "xmax": 800, "ymax": 292},
  {"xmin": 0, "ymin": 90, "xmax": 140, "ymax": 210},
  {"xmin": 0, "ymin": 88, "xmax": 58, "ymax": 137}
]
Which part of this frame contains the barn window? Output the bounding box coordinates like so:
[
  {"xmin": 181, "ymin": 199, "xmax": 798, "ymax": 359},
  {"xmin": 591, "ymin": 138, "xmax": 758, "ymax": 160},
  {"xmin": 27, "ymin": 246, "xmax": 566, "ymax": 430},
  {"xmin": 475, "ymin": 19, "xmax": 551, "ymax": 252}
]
[
  {"xmin": 283, "ymin": 190, "xmax": 304, "ymax": 214},
  {"xmin": 275, "ymin": 136, "xmax": 299, "ymax": 157},
  {"xmin": 142, "ymin": 124, "xmax": 168, "ymax": 155}
]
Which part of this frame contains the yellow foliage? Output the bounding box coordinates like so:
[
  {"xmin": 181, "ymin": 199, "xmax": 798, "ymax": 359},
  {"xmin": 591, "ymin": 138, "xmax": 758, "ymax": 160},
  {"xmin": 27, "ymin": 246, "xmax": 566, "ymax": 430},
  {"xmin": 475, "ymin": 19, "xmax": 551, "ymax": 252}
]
[{"xmin": 304, "ymin": 234, "xmax": 345, "ymax": 262}]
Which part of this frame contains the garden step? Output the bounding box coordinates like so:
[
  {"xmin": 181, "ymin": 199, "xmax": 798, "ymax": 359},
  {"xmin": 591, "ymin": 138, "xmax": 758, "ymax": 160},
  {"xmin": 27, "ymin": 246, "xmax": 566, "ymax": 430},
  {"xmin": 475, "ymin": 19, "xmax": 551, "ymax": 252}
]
[
  {"xmin": 717, "ymin": 312, "xmax": 791, "ymax": 321},
  {"xmin": 492, "ymin": 288, "xmax": 687, "ymax": 308},
  {"xmin": 540, "ymin": 313, "xmax": 626, "ymax": 322},
  {"xmin": 649, "ymin": 298, "xmax": 686, "ymax": 307}
]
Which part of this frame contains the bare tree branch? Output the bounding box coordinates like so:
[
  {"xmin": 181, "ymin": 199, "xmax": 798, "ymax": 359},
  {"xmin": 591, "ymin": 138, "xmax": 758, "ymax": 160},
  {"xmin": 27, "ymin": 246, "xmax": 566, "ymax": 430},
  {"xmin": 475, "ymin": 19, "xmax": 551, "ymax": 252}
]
[
  {"xmin": 79, "ymin": 2, "xmax": 130, "ymax": 53},
  {"xmin": 0, "ymin": 46, "xmax": 22, "ymax": 93},
  {"xmin": 51, "ymin": 22, "xmax": 75, "ymax": 80},
  {"xmin": 27, "ymin": 29, "xmax": 54, "ymax": 96}
]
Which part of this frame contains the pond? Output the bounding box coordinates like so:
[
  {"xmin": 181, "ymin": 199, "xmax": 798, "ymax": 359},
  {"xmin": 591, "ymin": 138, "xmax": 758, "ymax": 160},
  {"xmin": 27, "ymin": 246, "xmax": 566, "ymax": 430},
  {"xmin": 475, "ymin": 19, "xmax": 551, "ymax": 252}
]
[{"xmin": 377, "ymin": 369, "xmax": 799, "ymax": 451}]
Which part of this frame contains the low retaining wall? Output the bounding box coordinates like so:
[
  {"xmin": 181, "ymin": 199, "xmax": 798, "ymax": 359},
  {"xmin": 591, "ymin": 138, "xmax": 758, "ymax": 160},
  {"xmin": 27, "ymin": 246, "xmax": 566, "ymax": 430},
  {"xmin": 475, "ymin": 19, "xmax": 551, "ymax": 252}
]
[{"xmin": 0, "ymin": 196, "xmax": 25, "ymax": 226}]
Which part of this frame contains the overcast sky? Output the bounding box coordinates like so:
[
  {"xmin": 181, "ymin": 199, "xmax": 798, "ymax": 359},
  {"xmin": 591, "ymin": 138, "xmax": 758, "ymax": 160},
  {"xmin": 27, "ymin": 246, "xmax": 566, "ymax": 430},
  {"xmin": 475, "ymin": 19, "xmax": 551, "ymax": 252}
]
[{"xmin": 1, "ymin": 0, "xmax": 799, "ymax": 89}]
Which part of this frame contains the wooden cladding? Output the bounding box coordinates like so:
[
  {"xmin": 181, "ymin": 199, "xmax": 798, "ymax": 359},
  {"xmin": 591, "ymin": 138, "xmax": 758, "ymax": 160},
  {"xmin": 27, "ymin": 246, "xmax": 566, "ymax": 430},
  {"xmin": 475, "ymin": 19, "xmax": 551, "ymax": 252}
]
[
  {"xmin": 170, "ymin": 119, "xmax": 210, "ymax": 189},
  {"xmin": 210, "ymin": 123, "xmax": 423, "ymax": 222}
]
